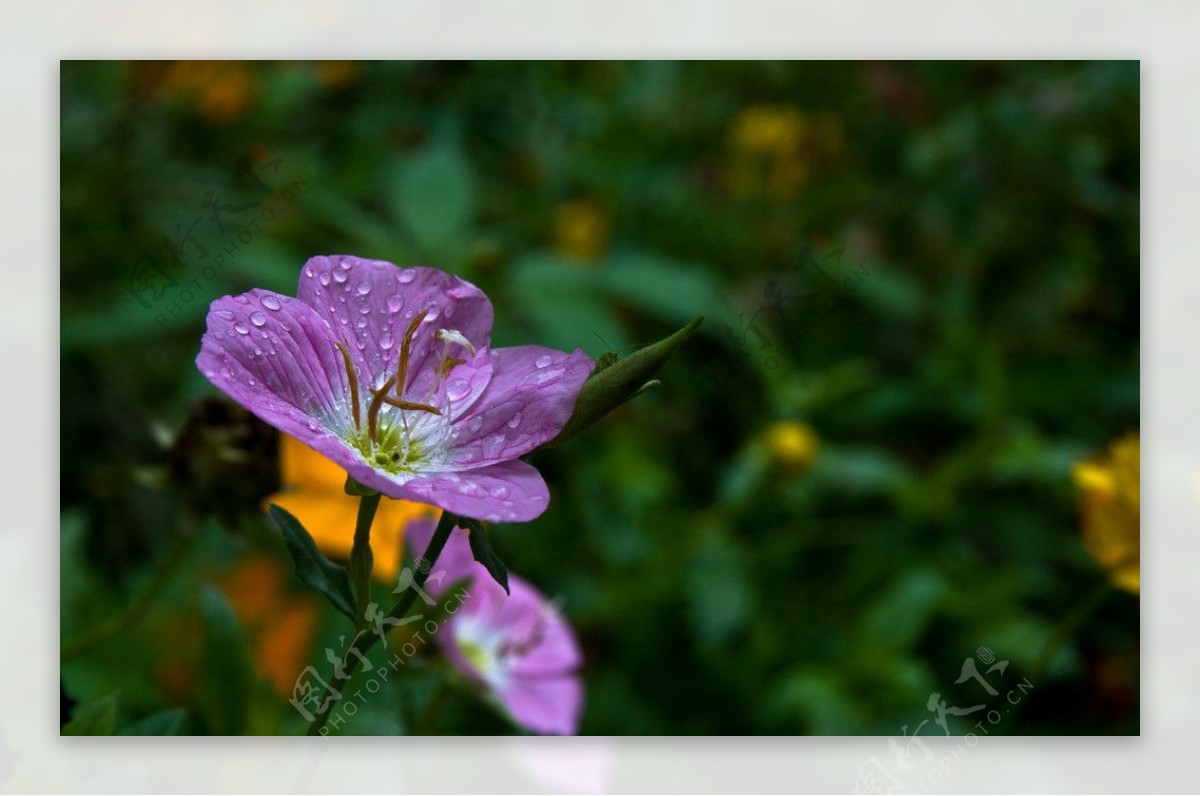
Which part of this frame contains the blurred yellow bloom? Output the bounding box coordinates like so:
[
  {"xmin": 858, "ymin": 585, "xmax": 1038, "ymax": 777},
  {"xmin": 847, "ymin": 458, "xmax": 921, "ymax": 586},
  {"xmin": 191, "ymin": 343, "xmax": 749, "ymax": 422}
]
[
  {"xmin": 316, "ymin": 60, "xmax": 359, "ymax": 89},
  {"xmin": 268, "ymin": 434, "xmax": 437, "ymax": 583},
  {"xmin": 221, "ymin": 553, "xmax": 319, "ymax": 698},
  {"xmin": 1073, "ymin": 432, "xmax": 1140, "ymax": 594},
  {"xmin": 765, "ymin": 421, "xmax": 820, "ymax": 471},
  {"xmin": 159, "ymin": 61, "xmax": 255, "ymax": 125},
  {"xmin": 728, "ymin": 105, "xmax": 843, "ymax": 200},
  {"xmin": 554, "ymin": 199, "xmax": 610, "ymax": 261}
]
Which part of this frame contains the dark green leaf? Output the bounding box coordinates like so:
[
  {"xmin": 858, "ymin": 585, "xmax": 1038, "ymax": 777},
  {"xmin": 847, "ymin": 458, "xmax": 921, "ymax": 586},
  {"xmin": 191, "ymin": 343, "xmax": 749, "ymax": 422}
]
[
  {"xmin": 199, "ymin": 586, "xmax": 253, "ymax": 735},
  {"xmin": 461, "ymin": 518, "xmax": 510, "ymax": 595},
  {"xmin": 270, "ymin": 503, "xmax": 357, "ymax": 621},
  {"xmin": 118, "ymin": 707, "xmax": 188, "ymax": 736},
  {"xmin": 62, "ymin": 691, "xmax": 119, "ymax": 736}
]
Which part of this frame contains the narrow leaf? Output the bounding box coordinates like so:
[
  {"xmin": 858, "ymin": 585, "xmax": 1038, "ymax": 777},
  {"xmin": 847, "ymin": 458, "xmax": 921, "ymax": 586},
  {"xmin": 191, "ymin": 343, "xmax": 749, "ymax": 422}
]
[
  {"xmin": 199, "ymin": 586, "xmax": 253, "ymax": 735},
  {"xmin": 461, "ymin": 518, "xmax": 510, "ymax": 594},
  {"xmin": 118, "ymin": 707, "xmax": 188, "ymax": 736},
  {"xmin": 62, "ymin": 692, "xmax": 119, "ymax": 736},
  {"xmin": 269, "ymin": 503, "xmax": 357, "ymax": 621}
]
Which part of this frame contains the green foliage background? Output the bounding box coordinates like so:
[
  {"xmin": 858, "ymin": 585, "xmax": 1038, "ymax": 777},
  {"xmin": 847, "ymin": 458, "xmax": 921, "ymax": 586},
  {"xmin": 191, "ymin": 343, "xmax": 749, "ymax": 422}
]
[{"xmin": 60, "ymin": 61, "xmax": 1139, "ymax": 735}]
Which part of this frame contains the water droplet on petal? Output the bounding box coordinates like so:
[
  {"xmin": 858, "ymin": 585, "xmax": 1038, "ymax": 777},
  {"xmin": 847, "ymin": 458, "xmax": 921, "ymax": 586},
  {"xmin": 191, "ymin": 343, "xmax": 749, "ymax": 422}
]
[
  {"xmin": 319, "ymin": 271, "xmax": 331, "ymax": 286},
  {"xmin": 332, "ymin": 269, "xmax": 348, "ymax": 284},
  {"xmin": 387, "ymin": 295, "xmax": 403, "ymax": 313},
  {"xmin": 358, "ymin": 304, "xmax": 371, "ymax": 315},
  {"xmin": 506, "ymin": 413, "xmax": 522, "ymax": 429},
  {"xmin": 380, "ymin": 333, "xmax": 395, "ymax": 350},
  {"xmin": 535, "ymin": 354, "xmax": 553, "ymax": 368},
  {"xmin": 216, "ymin": 309, "xmax": 235, "ymax": 321},
  {"xmin": 398, "ymin": 269, "xmax": 417, "ymax": 284},
  {"xmin": 468, "ymin": 417, "xmax": 484, "ymax": 433},
  {"xmin": 234, "ymin": 323, "xmax": 249, "ymax": 335},
  {"xmin": 424, "ymin": 308, "xmax": 439, "ymax": 323},
  {"xmin": 446, "ymin": 378, "xmax": 470, "ymax": 401},
  {"xmin": 261, "ymin": 295, "xmax": 282, "ymax": 311},
  {"xmin": 356, "ymin": 317, "xmax": 368, "ymax": 329},
  {"xmin": 250, "ymin": 311, "xmax": 267, "ymax": 327},
  {"xmin": 489, "ymin": 485, "xmax": 509, "ymax": 499},
  {"xmin": 486, "ymin": 513, "xmax": 501, "ymax": 522},
  {"xmin": 304, "ymin": 267, "xmax": 315, "ymax": 278},
  {"xmin": 357, "ymin": 282, "xmax": 371, "ymax": 296}
]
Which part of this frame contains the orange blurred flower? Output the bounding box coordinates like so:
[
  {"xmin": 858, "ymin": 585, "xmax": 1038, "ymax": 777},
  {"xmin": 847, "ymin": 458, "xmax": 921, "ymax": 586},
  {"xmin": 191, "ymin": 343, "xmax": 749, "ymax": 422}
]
[
  {"xmin": 220, "ymin": 553, "xmax": 319, "ymax": 698},
  {"xmin": 268, "ymin": 434, "xmax": 437, "ymax": 583},
  {"xmin": 1073, "ymin": 432, "xmax": 1140, "ymax": 594},
  {"xmin": 159, "ymin": 61, "xmax": 256, "ymax": 125}
]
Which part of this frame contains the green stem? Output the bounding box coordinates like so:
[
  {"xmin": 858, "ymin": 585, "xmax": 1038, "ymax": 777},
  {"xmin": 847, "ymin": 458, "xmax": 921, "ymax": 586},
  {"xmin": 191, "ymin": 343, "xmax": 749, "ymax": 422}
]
[
  {"xmin": 306, "ymin": 510, "xmax": 459, "ymax": 736},
  {"xmin": 61, "ymin": 514, "xmax": 199, "ymax": 662},
  {"xmin": 349, "ymin": 493, "xmax": 381, "ymax": 629}
]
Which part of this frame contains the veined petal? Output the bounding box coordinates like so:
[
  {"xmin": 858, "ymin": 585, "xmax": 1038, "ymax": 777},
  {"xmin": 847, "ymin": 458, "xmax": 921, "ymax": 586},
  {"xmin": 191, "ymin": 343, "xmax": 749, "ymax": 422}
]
[
  {"xmin": 497, "ymin": 674, "xmax": 583, "ymax": 736},
  {"xmin": 356, "ymin": 458, "xmax": 551, "ymax": 522},
  {"xmin": 451, "ymin": 347, "xmax": 594, "ymax": 468},
  {"xmin": 296, "ymin": 255, "xmax": 494, "ymax": 394},
  {"xmin": 196, "ymin": 289, "xmax": 353, "ymax": 444}
]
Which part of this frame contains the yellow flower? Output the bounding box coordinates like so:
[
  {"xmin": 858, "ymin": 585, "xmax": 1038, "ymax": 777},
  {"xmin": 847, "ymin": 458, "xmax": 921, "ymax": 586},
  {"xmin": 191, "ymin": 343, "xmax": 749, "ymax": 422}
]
[
  {"xmin": 553, "ymin": 199, "xmax": 610, "ymax": 261},
  {"xmin": 268, "ymin": 434, "xmax": 437, "ymax": 583},
  {"xmin": 765, "ymin": 421, "xmax": 820, "ymax": 471},
  {"xmin": 1073, "ymin": 432, "xmax": 1140, "ymax": 594},
  {"xmin": 727, "ymin": 105, "xmax": 843, "ymax": 200}
]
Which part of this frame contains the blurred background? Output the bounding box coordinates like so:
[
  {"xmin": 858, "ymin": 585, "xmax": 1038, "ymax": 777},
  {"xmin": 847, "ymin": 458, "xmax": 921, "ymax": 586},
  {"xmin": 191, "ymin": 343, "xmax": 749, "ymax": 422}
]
[{"xmin": 60, "ymin": 61, "xmax": 1139, "ymax": 736}]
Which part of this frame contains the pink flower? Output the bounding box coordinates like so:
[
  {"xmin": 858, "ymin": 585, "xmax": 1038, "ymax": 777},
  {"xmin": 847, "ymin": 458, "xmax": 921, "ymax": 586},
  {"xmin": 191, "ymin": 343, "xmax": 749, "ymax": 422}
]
[
  {"xmin": 408, "ymin": 518, "xmax": 584, "ymax": 735},
  {"xmin": 196, "ymin": 256, "xmax": 593, "ymax": 522}
]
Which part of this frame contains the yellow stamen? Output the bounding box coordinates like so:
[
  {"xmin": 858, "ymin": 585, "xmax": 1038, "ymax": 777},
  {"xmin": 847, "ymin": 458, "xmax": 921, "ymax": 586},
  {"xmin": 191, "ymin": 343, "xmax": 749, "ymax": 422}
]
[
  {"xmin": 367, "ymin": 376, "xmax": 397, "ymax": 443},
  {"xmin": 396, "ymin": 309, "xmax": 430, "ymax": 398},
  {"xmin": 434, "ymin": 356, "xmax": 466, "ymax": 382},
  {"xmin": 334, "ymin": 341, "xmax": 361, "ymax": 430},
  {"xmin": 379, "ymin": 396, "xmax": 442, "ymax": 416}
]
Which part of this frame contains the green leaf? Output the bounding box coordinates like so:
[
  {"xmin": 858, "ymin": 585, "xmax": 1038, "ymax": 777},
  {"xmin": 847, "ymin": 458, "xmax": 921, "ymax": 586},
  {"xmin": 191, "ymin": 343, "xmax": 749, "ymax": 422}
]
[
  {"xmin": 460, "ymin": 518, "xmax": 510, "ymax": 595},
  {"xmin": 550, "ymin": 315, "xmax": 704, "ymax": 446},
  {"xmin": 269, "ymin": 503, "xmax": 357, "ymax": 621},
  {"xmin": 62, "ymin": 691, "xmax": 119, "ymax": 735},
  {"xmin": 199, "ymin": 586, "xmax": 254, "ymax": 735},
  {"xmin": 118, "ymin": 707, "xmax": 188, "ymax": 736},
  {"xmin": 390, "ymin": 144, "xmax": 475, "ymax": 257}
]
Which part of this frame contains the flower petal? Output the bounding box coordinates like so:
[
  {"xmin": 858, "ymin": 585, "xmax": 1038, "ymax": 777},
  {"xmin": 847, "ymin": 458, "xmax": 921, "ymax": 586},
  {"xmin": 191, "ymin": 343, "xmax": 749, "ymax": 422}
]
[
  {"xmin": 497, "ymin": 674, "xmax": 583, "ymax": 735},
  {"xmin": 196, "ymin": 289, "xmax": 353, "ymax": 443},
  {"xmin": 356, "ymin": 458, "xmax": 551, "ymax": 522},
  {"xmin": 451, "ymin": 346, "xmax": 595, "ymax": 468},
  {"xmin": 296, "ymin": 255, "xmax": 494, "ymax": 394}
]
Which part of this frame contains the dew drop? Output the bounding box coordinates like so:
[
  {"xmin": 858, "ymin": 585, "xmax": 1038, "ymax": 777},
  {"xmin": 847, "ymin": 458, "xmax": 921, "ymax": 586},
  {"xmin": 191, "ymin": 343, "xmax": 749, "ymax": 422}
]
[
  {"xmin": 506, "ymin": 413, "xmax": 522, "ymax": 429},
  {"xmin": 357, "ymin": 282, "xmax": 371, "ymax": 296},
  {"xmin": 319, "ymin": 272, "xmax": 332, "ymax": 286},
  {"xmin": 468, "ymin": 417, "xmax": 484, "ymax": 433},
  {"xmin": 356, "ymin": 317, "xmax": 368, "ymax": 329},
  {"xmin": 535, "ymin": 354, "xmax": 553, "ymax": 368},
  {"xmin": 234, "ymin": 323, "xmax": 249, "ymax": 335},
  {"xmin": 486, "ymin": 513, "xmax": 501, "ymax": 522},
  {"xmin": 380, "ymin": 332, "xmax": 395, "ymax": 350},
  {"xmin": 387, "ymin": 295, "xmax": 403, "ymax": 313},
  {"xmin": 261, "ymin": 295, "xmax": 282, "ymax": 311},
  {"xmin": 489, "ymin": 485, "xmax": 510, "ymax": 499},
  {"xmin": 250, "ymin": 311, "xmax": 267, "ymax": 327},
  {"xmin": 216, "ymin": 309, "xmax": 235, "ymax": 321},
  {"xmin": 332, "ymin": 269, "xmax": 348, "ymax": 284},
  {"xmin": 446, "ymin": 378, "xmax": 470, "ymax": 401},
  {"xmin": 398, "ymin": 269, "xmax": 417, "ymax": 284},
  {"xmin": 358, "ymin": 304, "xmax": 371, "ymax": 315},
  {"xmin": 423, "ymin": 308, "xmax": 439, "ymax": 323}
]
